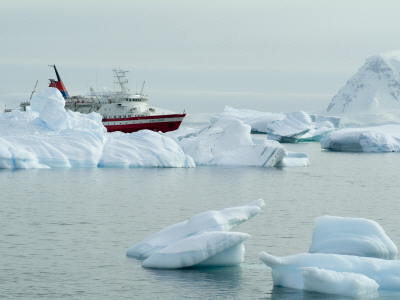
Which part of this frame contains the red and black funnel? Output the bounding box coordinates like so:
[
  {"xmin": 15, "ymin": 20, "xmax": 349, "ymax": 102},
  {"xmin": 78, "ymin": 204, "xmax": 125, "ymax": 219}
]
[{"xmin": 48, "ymin": 65, "xmax": 69, "ymax": 99}]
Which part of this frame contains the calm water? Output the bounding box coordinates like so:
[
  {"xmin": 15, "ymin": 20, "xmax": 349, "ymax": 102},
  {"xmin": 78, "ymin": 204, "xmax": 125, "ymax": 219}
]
[{"xmin": 1, "ymin": 142, "xmax": 400, "ymax": 299}]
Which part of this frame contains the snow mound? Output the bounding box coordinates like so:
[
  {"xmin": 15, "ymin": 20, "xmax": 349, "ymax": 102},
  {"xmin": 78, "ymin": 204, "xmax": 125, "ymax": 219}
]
[
  {"xmin": 320, "ymin": 124, "xmax": 400, "ymax": 152},
  {"xmin": 301, "ymin": 267, "xmax": 379, "ymax": 297},
  {"xmin": 127, "ymin": 199, "xmax": 264, "ymax": 268},
  {"xmin": 309, "ymin": 216, "xmax": 398, "ymax": 259},
  {"xmin": 0, "ymin": 88, "xmax": 194, "ymax": 169},
  {"xmin": 327, "ymin": 51, "xmax": 400, "ymax": 119},
  {"xmin": 166, "ymin": 117, "xmax": 287, "ymax": 167}
]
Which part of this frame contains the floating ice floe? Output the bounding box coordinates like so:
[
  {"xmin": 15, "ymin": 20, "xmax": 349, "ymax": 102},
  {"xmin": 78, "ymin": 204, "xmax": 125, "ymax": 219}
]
[
  {"xmin": 259, "ymin": 216, "xmax": 400, "ymax": 296},
  {"xmin": 0, "ymin": 88, "xmax": 195, "ymax": 169},
  {"xmin": 309, "ymin": 216, "xmax": 398, "ymax": 259},
  {"xmin": 320, "ymin": 124, "xmax": 400, "ymax": 152},
  {"xmin": 127, "ymin": 199, "xmax": 264, "ymax": 268},
  {"xmin": 166, "ymin": 117, "xmax": 288, "ymax": 167}
]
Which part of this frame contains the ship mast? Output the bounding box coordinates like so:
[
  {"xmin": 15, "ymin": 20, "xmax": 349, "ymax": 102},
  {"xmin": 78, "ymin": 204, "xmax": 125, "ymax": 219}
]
[{"xmin": 113, "ymin": 68, "xmax": 129, "ymax": 96}]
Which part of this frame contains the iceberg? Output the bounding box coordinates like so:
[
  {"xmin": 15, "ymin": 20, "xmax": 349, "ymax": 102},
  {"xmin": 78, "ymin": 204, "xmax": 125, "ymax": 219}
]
[
  {"xmin": 309, "ymin": 216, "xmax": 398, "ymax": 259},
  {"xmin": 259, "ymin": 216, "xmax": 400, "ymax": 296},
  {"xmin": 266, "ymin": 111, "xmax": 311, "ymax": 142},
  {"xmin": 127, "ymin": 199, "xmax": 264, "ymax": 268},
  {"xmin": 259, "ymin": 252, "xmax": 400, "ymax": 291},
  {"xmin": 216, "ymin": 106, "xmax": 335, "ymax": 142},
  {"xmin": 215, "ymin": 106, "xmax": 285, "ymax": 133},
  {"xmin": 166, "ymin": 117, "xmax": 287, "ymax": 167},
  {"xmin": 320, "ymin": 124, "xmax": 400, "ymax": 152},
  {"xmin": 297, "ymin": 121, "xmax": 335, "ymax": 142},
  {"xmin": 0, "ymin": 88, "xmax": 195, "ymax": 169},
  {"xmin": 301, "ymin": 267, "xmax": 379, "ymax": 297},
  {"xmin": 142, "ymin": 232, "xmax": 250, "ymax": 268}
]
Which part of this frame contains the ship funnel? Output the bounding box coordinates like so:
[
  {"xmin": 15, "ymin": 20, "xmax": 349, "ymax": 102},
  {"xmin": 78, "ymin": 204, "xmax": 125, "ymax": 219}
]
[{"xmin": 48, "ymin": 64, "xmax": 70, "ymax": 99}]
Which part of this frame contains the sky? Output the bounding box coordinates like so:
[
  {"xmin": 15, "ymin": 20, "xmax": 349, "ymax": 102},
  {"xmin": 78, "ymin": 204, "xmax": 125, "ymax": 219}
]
[{"xmin": 1, "ymin": 0, "xmax": 400, "ymax": 114}]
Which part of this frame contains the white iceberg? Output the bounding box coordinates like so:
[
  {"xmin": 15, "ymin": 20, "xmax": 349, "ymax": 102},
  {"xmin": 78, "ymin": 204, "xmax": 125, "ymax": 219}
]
[
  {"xmin": 166, "ymin": 117, "xmax": 287, "ymax": 167},
  {"xmin": 301, "ymin": 267, "xmax": 379, "ymax": 297},
  {"xmin": 309, "ymin": 216, "xmax": 398, "ymax": 259},
  {"xmin": 127, "ymin": 199, "xmax": 264, "ymax": 268},
  {"xmin": 259, "ymin": 216, "xmax": 400, "ymax": 296},
  {"xmin": 320, "ymin": 124, "xmax": 400, "ymax": 152},
  {"xmin": 216, "ymin": 107, "xmax": 335, "ymax": 142},
  {"xmin": 215, "ymin": 106, "xmax": 285, "ymax": 133},
  {"xmin": 259, "ymin": 251, "xmax": 400, "ymax": 291},
  {"xmin": 275, "ymin": 151, "xmax": 310, "ymax": 167},
  {"xmin": 266, "ymin": 111, "xmax": 312, "ymax": 142},
  {"xmin": 0, "ymin": 88, "xmax": 195, "ymax": 169},
  {"xmin": 142, "ymin": 231, "xmax": 250, "ymax": 269},
  {"xmin": 298, "ymin": 121, "xmax": 335, "ymax": 142}
]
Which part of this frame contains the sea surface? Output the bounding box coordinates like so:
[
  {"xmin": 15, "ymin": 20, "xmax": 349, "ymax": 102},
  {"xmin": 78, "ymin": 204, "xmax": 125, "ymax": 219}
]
[{"xmin": 1, "ymin": 142, "xmax": 400, "ymax": 299}]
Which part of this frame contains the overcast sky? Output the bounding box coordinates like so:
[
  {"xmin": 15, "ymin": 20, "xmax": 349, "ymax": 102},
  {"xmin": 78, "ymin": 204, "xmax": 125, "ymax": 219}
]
[{"xmin": 1, "ymin": 0, "xmax": 400, "ymax": 113}]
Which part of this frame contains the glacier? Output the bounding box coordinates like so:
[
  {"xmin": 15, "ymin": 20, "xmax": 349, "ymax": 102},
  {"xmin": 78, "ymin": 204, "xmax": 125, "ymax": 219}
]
[
  {"xmin": 259, "ymin": 216, "xmax": 400, "ymax": 296},
  {"xmin": 320, "ymin": 124, "xmax": 400, "ymax": 152},
  {"xmin": 127, "ymin": 199, "xmax": 264, "ymax": 268}
]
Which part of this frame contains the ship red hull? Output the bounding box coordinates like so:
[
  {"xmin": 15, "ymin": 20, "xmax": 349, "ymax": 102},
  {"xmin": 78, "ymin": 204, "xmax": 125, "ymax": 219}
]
[{"xmin": 102, "ymin": 113, "xmax": 186, "ymax": 133}]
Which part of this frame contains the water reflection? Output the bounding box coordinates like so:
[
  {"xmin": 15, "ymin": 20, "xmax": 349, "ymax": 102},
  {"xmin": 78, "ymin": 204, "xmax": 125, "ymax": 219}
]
[{"xmin": 144, "ymin": 266, "xmax": 244, "ymax": 296}]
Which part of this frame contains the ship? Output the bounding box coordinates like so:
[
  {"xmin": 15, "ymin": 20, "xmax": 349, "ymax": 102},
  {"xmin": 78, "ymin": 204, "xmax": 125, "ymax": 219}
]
[{"xmin": 47, "ymin": 65, "xmax": 186, "ymax": 133}]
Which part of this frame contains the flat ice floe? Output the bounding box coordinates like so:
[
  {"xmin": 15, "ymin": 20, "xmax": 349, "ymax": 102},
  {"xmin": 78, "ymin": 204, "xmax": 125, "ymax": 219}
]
[
  {"xmin": 321, "ymin": 124, "xmax": 400, "ymax": 152},
  {"xmin": 259, "ymin": 216, "xmax": 400, "ymax": 296},
  {"xmin": 127, "ymin": 199, "xmax": 264, "ymax": 268}
]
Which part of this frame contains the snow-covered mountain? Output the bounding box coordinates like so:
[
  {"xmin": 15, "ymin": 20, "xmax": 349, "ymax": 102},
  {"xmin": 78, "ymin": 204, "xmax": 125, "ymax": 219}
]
[{"xmin": 327, "ymin": 51, "xmax": 400, "ymax": 115}]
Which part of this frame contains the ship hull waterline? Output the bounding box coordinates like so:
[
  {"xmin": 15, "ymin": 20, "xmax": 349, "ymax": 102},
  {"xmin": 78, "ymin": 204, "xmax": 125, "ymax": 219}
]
[{"xmin": 102, "ymin": 113, "xmax": 186, "ymax": 133}]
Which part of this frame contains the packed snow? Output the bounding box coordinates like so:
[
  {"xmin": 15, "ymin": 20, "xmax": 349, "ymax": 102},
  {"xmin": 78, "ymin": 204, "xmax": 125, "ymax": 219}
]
[
  {"xmin": 259, "ymin": 216, "xmax": 400, "ymax": 296},
  {"xmin": 321, "ymin": 124, "xmax": 400, "ymax": 152},
  {"xmin": 309, "ymin": 216, "xmax": 398, "ymax": 259},
  {"xmin": 127, "ymin": 199, "xmax": 264, "ymax": 268},
  {"xmin": 326, "ymin": 51, "xmax": 400, "ymax": 125}
]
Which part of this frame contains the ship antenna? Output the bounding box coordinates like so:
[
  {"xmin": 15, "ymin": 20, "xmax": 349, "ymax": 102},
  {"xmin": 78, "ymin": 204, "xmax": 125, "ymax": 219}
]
[
  {"xmin": 140, "ymin": 81, "xmax": 146, "ymax": 96},
  {"xmin": 30, "ymin": 80, "xmax": 39, "ymax": 100}
]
